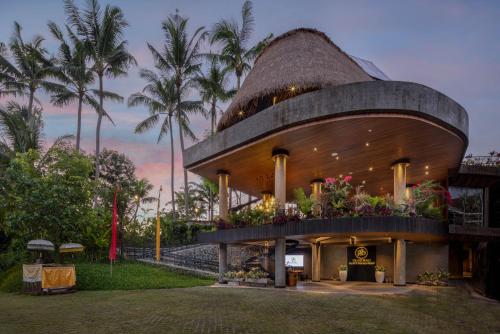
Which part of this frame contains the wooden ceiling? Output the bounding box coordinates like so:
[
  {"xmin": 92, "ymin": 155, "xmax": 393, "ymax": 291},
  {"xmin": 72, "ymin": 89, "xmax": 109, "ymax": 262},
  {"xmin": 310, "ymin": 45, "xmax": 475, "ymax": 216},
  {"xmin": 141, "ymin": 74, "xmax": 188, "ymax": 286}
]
[{"xmin": 189, "ymin": 114, "xmax": 466, "ymax": 200}]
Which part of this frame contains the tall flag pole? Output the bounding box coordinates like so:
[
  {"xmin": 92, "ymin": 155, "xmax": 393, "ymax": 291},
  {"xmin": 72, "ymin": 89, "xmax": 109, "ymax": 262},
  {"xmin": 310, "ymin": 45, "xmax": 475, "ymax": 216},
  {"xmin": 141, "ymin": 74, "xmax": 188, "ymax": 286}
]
[
  {"xmin": 109, "ymin": 186, "xmax": 118, "ymax": 276},
  {"xmin": 156, "ymin": 185, "xmax": 162, "ymax": 262}
]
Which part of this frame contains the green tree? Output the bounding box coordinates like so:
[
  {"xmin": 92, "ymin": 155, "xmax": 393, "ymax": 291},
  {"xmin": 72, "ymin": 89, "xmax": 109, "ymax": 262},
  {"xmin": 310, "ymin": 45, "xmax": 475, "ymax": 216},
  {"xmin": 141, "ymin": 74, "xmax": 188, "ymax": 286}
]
[
  {"xmin": 195, "ymin": 57, "xmax": 235, "ymax": 135},
  {"xmin": 48, "ymin": 21, "xmax": 118, "ymax": 152},
  {"xmin": 0, "ymin": 22, "xmax": 64, "ymax": 118},
  {"xmin": 191, "ymin": 178, "xmax": 218, "ymax": 221},
  {"xmin": 148, "ymin": 11, "xmax": 206, "ymax": 218},
  {"xmin": 0, "ymin": 102, "xmax": 42, "ymax": 169},
  {"xmin": 63, "ymin": 0, "xmax": 136, "ymax": 184},
  {"xmin": 3, "ymin": 146, "xmax": 94, "ymax": 247},
  {"xmin": 210, "ymin": 1, "xmax": 273, "ymax": 89}
]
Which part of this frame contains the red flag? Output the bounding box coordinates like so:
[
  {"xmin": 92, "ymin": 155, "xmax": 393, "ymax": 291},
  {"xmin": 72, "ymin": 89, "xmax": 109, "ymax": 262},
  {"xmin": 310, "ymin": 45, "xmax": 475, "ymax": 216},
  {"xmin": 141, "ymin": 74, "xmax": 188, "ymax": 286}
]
[{"xmin": 109, "ymin": 189, "xmax": 118, "ymax": 261}]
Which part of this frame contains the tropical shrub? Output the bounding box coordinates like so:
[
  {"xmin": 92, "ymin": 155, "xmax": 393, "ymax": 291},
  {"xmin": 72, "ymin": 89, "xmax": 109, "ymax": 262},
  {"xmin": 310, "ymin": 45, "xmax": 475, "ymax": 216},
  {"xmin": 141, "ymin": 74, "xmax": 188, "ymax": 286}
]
[
  {"xmin": 293, "ymin": 188, "xmax": 315, "ymax": 217},
  {"xmin": 417, "ymin": 269, "xmax": 450, "ymax": 286},
  {"xmin": 375, "ymin": 265, "xmax": 385, "ymax": 272},
  {"xmin": 321, "ymin": 176, "xmax": 353, "ymax": 217}
]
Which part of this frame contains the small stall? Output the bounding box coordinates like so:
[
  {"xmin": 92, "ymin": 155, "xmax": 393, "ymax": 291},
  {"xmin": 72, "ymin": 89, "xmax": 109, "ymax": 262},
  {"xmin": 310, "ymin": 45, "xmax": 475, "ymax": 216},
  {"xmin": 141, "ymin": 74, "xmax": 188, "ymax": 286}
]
[{"xmin": 22, "ymin": 240, "xmax": 82, "ymax": 295}]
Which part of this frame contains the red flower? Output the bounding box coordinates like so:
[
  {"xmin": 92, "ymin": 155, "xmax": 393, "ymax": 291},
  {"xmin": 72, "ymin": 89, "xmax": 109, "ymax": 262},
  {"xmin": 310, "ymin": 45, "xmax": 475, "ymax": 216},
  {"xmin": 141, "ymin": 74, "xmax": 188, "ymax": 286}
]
[
  {"xmin": 344, "ymin": 175, "xmax": 352, "ymax": 183},
  {"xmin": 325, "ymin": 177, "xmax": 336, "ymax": 184}
]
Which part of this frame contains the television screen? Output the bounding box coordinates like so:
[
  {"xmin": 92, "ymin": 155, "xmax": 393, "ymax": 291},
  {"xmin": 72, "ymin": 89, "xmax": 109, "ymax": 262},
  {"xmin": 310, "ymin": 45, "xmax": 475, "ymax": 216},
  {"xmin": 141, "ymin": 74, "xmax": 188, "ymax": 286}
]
[{"xmin": 285, "ymin": 255, "xmax": 304, "ymax": 267}]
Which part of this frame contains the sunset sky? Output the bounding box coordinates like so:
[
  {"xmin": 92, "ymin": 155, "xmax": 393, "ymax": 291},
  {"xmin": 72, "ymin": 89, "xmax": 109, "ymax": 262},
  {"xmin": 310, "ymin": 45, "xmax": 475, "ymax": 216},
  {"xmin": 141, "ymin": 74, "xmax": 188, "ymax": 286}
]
[{"xmin": 1, "ymin": 0, "xmax": 499, "ymax": 208}]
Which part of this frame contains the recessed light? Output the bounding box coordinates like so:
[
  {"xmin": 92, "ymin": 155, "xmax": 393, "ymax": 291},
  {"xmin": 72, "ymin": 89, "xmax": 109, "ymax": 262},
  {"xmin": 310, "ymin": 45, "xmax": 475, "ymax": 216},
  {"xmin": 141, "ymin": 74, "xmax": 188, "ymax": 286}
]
[
  {"xmin": 348, "ymin": 172, "xmax": 353, "ymax": 175},
  {"xmin": 425, "ymin": 165, "xmax": 429, "ymax": 170},
  {"xmin": 335, "ymin": 156, "xmax": 339, "ymax": 160},
  {"xmin": 313, "ymin": 147, "xmax": 318, "ymax": 152},
  {"xmin": 365, "ymin": 142, "xmax": 370, "ymax": 147},
  {"xmin": 369, "ymin": 167, "xmax": 373, "ymax": 172},
  {"xmin": 238, "ymin": 110, "xmax": 244, "ymax": 116},
  {"xmin": 331, "ymin": 152, "xmax": 338, "ymax": 157},
  {"xmin": 339, "ymin": 174, "xmax": 343, "ymax": 178},
  {"xmin": 362, "ymin": 180, "xmax": 366, "ymax": 184},
  {"xmin": 425, "ymin": 171, "xmax": 429, "ymax": 175},
  {"xmin": 368, "ymin": 129, "xmax": 372, "ymax": 133}
]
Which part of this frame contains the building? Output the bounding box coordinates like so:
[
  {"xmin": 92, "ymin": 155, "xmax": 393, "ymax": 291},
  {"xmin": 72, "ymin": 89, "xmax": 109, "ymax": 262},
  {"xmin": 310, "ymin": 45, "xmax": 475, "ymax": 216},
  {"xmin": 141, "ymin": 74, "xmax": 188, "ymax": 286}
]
[{"xmin": 183, "ymin": 28, "xmax": 500, "ymax": 297}]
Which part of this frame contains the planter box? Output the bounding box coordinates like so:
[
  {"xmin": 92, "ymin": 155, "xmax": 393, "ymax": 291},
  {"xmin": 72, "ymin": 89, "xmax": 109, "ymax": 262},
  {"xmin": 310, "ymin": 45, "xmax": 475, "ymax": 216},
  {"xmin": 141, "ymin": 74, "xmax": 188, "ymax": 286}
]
[{"xmin": 339, "ymin": 270, "xmax": 348, "ymax": 282}]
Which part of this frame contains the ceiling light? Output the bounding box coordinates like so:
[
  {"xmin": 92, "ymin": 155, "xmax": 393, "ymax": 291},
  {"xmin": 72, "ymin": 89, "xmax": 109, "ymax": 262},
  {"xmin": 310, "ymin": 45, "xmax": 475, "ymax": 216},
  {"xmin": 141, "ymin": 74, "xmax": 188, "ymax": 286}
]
[
  {"xmin": 313, "ymin": 147, "xmax": 318, "ymax": 152},
  {"xmin": 238, "ymin": 110, "xmax": 244, "ymax": 116},
  {"xmin": 369, "ymin": 167, "xmax": 373, "ymax": 172},
  {"xmin": 368, "ymin": 129, "xmax": 372, "ymax": 133},
  {"xmin": 290, "ymin": 85, "xmax": 296, "ymax": 92},
  {"xmin": 331, "ymin": 152, "xmax": 338, "ymax": 157},
  {"xmin": 339, "ymin": 174, "xmax": 343, "ymax": 178},
  {"xmin": 362, "ymin": 180, "xmax": 366, "ymax": 184},
  {"xmin": 335, "ymin": 156, "xmax": 339, "ymax": 160},
  {"xmin": 348, "ymin": 172, "xmax": 353, "ymax": 175},
  {"xmin": 365, "ymin": 142, "xmax": 370, "ymax": 147},
  {"xmin": 425, "ymin": 171, "xmax": 429, "ymax": 175},
  {"xmin": 425, "ymin": 165, "xmax": 429, "ymax": 170}
]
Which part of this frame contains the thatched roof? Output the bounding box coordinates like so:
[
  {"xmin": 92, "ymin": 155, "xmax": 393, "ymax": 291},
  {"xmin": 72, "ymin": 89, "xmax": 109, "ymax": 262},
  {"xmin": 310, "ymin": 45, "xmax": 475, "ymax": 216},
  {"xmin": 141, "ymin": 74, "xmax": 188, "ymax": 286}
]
[{"xmin": 218, "ymin": 28, "xmax": 374, "ymax": 131}]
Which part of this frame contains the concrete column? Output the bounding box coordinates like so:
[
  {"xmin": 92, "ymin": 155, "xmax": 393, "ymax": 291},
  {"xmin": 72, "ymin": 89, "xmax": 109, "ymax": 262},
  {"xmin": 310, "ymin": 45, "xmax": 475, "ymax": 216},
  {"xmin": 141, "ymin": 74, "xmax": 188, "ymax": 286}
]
[
  {"xmin": 262, "ymin": 241, "xmax": 270, "ymax": 272},
  {"xmin": 274, "ymin": 238, "xmax": 286, "ymax": 288},
  {"xmin": 393, "ymin": 239, "xmax": 406, "ymax": 286},
  {"xmin": 310, "ymin": 179, "xmax": 323, "ymax": 216},
  {"xmin": 392, "ymin": 160, "xmax": 410, "ymax": 206},
  {"xmin": 273, "ymin": 149, "xmax": 289, "ymax": 211},
  {"xmin": 217, "ymin": 170, "xmax": 230, "ymax": 220},
  {"xmin": 405, "ymin": 184, "xmax": 414, "ymax": 201},
  {"xmin": 311, "ymin": 241, "xmax": 321, "ymax": 282},
  {"xmin": 218, "ymin": 243, "xmax": 228, "ymax": 284}
]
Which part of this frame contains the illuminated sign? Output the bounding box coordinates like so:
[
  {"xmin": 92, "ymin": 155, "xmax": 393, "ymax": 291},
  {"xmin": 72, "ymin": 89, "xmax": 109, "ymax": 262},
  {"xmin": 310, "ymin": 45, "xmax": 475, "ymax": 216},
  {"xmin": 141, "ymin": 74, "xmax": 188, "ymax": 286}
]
[{"xmin": 347, "ymin": 246, "xmax": 376, "ymax": 281}]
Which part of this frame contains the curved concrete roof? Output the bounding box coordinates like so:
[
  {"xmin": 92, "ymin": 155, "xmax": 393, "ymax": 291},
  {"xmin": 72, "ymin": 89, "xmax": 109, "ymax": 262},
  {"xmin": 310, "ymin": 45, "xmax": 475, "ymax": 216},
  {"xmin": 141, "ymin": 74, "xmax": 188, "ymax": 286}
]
[{"xmin": 185, "ymin": 80, "xmax": 469, "ymax": 169}]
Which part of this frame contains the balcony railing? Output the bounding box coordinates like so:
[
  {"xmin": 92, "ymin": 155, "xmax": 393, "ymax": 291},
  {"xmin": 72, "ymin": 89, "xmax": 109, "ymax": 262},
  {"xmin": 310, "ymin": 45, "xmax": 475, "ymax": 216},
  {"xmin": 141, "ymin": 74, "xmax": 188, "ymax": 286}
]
[
  {"xmin": 448, "ymin": 207, "xmax": 483, "ymax": 226},
  {"xmin": 462, "ymin": 154, "xmax": 500, "ymax": 167}
]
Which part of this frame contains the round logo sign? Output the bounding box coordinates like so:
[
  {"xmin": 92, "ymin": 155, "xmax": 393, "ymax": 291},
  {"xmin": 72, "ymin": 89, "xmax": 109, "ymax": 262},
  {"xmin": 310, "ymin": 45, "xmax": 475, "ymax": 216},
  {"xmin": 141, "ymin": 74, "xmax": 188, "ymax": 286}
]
[{"xmin": 355, "ymin": 246, "xmax": 368, "ymax": 259}]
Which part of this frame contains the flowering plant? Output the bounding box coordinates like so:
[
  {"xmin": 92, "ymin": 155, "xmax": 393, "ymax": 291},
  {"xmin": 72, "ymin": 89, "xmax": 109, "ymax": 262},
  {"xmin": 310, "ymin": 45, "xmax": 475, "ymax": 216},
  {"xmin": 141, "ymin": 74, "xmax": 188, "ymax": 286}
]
[
  {"xmin": 322, "ymin": 176, "xmax": 353, "ymax": 217},
  {"xmin": 375, "ymin": 265, "xmax": 385, "ymax": 272},
  {"xmin": 338, "ymin": 264, "xmax": 348, "ymax": 271}
]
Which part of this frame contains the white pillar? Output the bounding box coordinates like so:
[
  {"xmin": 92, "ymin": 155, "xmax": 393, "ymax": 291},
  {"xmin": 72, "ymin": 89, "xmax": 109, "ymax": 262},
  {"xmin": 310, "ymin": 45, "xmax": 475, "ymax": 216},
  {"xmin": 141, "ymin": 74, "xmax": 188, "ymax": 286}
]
[
  {"xmin": 273, "ymin": 150, "xmax": 289, "ymax": 211},
  {"xmin": 311, "ymin": 242, "xmax": 321, "ymax": 282},
  {"xmin": 217, "ymin": 170, "xmax": 230, "ymax": 220},
  {"xmin": 218, "ymin": 243, "xmax": 227, "ymax": 284},
  {"xmin": 392, "ymin": 160, "xmax": 410, "ymax": 206},
  {"xmin": 393, "ymin": 239, "xmax": 406, "ymax": 286},
  {"xmin": 310, "ymin": 179, "xmax": 323, "ymax": 216},
  {"xmin": 274, "ymin": 238, "xmax": 286, "ymax": 288}
]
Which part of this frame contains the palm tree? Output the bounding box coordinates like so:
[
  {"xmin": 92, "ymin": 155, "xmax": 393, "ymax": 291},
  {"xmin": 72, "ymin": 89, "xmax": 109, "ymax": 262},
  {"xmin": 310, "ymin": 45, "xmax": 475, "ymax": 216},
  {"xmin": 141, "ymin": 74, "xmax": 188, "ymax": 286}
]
[
  {"xmin": 131, "ymin": 178, "xmax": 155, "ymax": 224},
  {"xmin": 195, "ymin": 57, "xmax": 235, "ymax": 135},
  {"xmin": 48, "ymin": 22, "xmax": 118, "ymax": 152},
  {"xmin": 147, "ymin": 11, "xmax": 206, "ymax": 218},
  {"xmin": 63, "ymin": 0, "xmax": 136, "ymax": 183},
  {"xmin": 210, "ymin": 1, "xmax": 273, "ymax": 90},
  {"xmin": 128, "ymin": 70, "xmax": 178, "ymax": 221},
  {"xmin": 191, "ymin": 178, "xmax": 218, "ymax": 221},
  {"xmin": 0, "ymin": 22, "xmax": 64, "ymax": 119},
  {"xmin": 0, "ymin": 102, "xmax": 42, "ymax": 169}
]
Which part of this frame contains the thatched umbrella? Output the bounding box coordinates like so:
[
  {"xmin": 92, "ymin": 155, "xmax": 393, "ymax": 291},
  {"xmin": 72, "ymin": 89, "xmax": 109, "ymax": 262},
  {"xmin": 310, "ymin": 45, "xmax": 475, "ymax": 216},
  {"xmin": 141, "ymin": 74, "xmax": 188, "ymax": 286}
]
[
  {"xmin": 27, "ymin": 239, "xmax": 55, "ymax": 252},
  {"xmin": 217, "ymin": 28, "xmax": 374, "ymax": 131}
]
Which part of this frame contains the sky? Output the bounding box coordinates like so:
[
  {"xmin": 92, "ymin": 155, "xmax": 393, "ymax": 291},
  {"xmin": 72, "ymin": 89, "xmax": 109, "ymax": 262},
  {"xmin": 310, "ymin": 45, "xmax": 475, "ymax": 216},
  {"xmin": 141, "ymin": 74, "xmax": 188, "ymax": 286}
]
[{"xmin": 1, "ymin": 0, "xmax": 500, "ymax": 208}]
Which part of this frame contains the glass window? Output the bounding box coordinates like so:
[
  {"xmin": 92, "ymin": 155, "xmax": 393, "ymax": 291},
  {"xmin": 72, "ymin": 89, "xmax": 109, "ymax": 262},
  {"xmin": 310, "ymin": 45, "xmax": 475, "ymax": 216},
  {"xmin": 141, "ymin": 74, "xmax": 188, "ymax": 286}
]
[{"xmin": 448, "ymin": 187, "xmax": 483, "ymax": 226}]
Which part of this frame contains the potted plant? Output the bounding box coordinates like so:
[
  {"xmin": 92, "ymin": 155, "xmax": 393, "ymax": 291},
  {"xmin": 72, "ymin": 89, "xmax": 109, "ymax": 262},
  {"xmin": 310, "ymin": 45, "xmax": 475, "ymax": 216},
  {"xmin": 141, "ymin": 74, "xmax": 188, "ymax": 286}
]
[
  {"xmin": 338, "ymin": 264, "xmax": 348, "ymax": 282},
  {"xmin": 245, "ymin": 268, "xmax": 269, "ymax": 285},
  {"xmin": 375, "ymin": 265, "xmax": 385, "ymax": 283},
  {"xmin": 224, "ymin": 271, "xmax": 238, "ymax": 285}
]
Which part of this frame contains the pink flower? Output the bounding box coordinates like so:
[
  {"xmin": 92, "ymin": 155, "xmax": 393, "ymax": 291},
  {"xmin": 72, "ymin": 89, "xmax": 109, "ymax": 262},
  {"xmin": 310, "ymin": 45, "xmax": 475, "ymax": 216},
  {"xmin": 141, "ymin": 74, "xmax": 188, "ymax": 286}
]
[
  {"xmin": 343, "ymin": 175, "xmax": 352, "ymax": 183},
  {"xmin": 325, "ymin": 177, "xmax": 336, "ymax": 184}
]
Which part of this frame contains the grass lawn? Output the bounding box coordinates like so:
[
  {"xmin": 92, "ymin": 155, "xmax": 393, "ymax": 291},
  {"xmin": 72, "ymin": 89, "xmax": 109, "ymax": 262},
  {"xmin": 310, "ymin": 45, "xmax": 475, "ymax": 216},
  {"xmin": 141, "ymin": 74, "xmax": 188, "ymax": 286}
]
[
  {"xmin": 0, "ymin": 261, "xmax": 214, "ymax": 292},
  {"xmin": 0, "ymin": 285, "xmax": 499, "ymax": 333}
]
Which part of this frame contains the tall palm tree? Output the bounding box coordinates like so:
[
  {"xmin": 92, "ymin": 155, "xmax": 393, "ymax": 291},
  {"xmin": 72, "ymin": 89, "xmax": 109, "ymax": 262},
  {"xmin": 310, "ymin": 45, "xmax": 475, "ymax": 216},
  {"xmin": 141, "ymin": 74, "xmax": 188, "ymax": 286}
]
[
  {"xmin": 48, "ymin": 22, "xmax": 118, "ymax": 152},
  {"xmin": 148, "ymin": 11, "xmax": 206, "ymax": 218},
  {"xmin": 128, "ymin": 70, "xmax": 178, "ymax": 222},
  {"xmin": 195, "ymin": 57, "xmax": 235, "ymax": 135},
  {"xmin": 63, "ymin": 0, "xmax": 136, "ymax": 183},
  {"xmin": 0, "ymin": 102, "xmax": 42, "ymax": 169},
  {"xmin": 0, "ymin": 22, "xmax": 64, "ymax": 119},
  {"xmin": 210, "ymin": 1, "xmax": 273, "ymax": 90}
]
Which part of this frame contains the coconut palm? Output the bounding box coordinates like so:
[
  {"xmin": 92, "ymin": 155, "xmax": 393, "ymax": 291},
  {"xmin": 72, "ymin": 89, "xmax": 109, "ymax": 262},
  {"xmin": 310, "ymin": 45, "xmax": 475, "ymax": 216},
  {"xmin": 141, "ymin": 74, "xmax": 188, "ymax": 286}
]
[
  {"xmin": 131, "ymin": 178, "xmax": 155, "ymax": 224},
  {"xmin": 48, "ymin": 22, "xmax": 118, "ymax": 152},
  {"xmin": 0, "ymin": 22, "xmax": 65, "ymax": 119},
  {"xmin": 147, "ymin": 11, "xmax": 206, "ymax": 217},
  {"xmin": 63, "ymin": 0, "xmax": 136, "ymax": 183},
  {"xmin": 210, "ymin": 1, "xmax": 273, "ymax": 90},
  {"xmin": 191, "ymin": 178, "xmax": 218, "ymax": 221},
  {"xmin": 0, "ymin": 102, "xmax": 42, "ymax": 168},
  {"xmin": 195, "ymin": 57, "xmax": 235, "ymax": 135},
  {"xmin": 128, "ymin": 70, "xmax": 178, "ymax": 222}
]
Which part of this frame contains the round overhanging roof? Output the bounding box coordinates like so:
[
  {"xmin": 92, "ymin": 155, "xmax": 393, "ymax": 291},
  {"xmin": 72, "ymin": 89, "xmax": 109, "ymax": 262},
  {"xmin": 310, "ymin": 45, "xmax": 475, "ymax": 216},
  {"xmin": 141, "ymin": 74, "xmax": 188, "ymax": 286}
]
[{"xmin": 184, "ymin": 81, "xmax": 468, "ymax": 199}]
